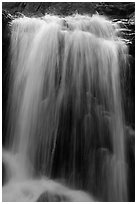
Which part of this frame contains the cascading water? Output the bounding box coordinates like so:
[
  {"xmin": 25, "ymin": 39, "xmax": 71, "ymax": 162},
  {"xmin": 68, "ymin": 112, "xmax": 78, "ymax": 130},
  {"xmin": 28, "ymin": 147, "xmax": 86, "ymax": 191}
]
[{"xmin": 3, "ymin": 14, "xmax": 128, "ymax": 201}]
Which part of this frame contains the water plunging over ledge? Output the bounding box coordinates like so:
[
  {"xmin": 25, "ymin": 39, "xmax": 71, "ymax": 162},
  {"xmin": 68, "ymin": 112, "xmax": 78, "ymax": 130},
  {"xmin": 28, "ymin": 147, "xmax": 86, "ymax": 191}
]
[{"xmin": 3, "ymin": 14, "xmax": 128, "ymax": 202}]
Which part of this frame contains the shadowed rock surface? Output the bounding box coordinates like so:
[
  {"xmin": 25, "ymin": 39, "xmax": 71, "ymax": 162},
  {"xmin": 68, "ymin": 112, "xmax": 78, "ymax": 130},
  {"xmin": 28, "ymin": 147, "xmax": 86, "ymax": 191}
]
[
  {"xmin": 2, "ymin": 2, "xmax": 135, "ymax": 18},
  {"xmin": 37, "ymin": 191, "xmax": 70, "ymax": 202}
]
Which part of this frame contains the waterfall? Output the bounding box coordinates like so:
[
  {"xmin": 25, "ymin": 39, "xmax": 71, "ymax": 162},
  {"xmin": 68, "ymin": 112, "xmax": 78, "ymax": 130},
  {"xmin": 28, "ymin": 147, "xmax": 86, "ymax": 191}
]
[{"xmin": 3, "ymin": 14, "xmax": 128, "ymax": 201}]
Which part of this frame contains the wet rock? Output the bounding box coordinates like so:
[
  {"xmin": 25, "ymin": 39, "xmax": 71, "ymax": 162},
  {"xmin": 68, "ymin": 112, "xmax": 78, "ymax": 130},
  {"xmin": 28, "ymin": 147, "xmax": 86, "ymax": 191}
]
[
  {"xmin": 2, "ymin": 161, "xmax": 8, "ymax": 186},
  {"xmin": 2, "ymin": 10, "xmax": 13, "ymax": 146},
  {"xmin": 37, "ymin": 191, "xmax": 70, "ymax": 202},
  {"xmin": 2, "ymin": 2, "xmax": 135, "ymax": 18},
  {"xmin": 125, "ymin": 125, "xmax": 135, "ymax": 201}
]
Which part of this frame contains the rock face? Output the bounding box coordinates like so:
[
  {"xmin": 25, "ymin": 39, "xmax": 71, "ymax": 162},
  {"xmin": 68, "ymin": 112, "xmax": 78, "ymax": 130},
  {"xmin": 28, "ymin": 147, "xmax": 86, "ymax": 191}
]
[
  {"xmin": 2, "ymin": 10, "xmax": 13, "ymax": 146},
  {"xmin": 2, "ymin": 2, "xmax": 135, "ymax": 18},
  {"xmin": 2, "ymin": 162, "xmax": 7, "ymax": 186},
  {"xmin": 37, "ymin": 191, "xmax": 70, "ymax": 202}
]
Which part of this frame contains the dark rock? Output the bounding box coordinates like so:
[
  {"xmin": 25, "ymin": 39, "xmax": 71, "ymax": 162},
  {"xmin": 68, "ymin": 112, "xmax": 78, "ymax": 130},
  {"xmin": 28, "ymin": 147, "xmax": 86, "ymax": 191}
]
[
  {"xmin": 2, "ymin": 10, "xmax": 13, "ymax": 146},
  {"xmin": 2, "ymin": 161, "xmax": 7, "ymax": 186},
  {"xmin": 2, "ymin": 2, "xmax": 135, "ymax": 18},
  {"xmin": 37, "ymin": 191, "xmax": 70, "ymax": 202},
  {"xmin": 125, "ymin": 125, "xmax": 135, "ymax": 201}
]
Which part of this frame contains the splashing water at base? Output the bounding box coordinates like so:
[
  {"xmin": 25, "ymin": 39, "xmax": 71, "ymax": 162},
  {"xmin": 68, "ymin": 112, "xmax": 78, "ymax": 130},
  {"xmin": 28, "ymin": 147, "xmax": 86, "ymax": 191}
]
[
  {"xmin": 3, "ymin": 151, "xmax": 94, "ymax": 202},
  {"xmin": 3, "ymin": 14, "xmax": 128, "ymax": 201}
]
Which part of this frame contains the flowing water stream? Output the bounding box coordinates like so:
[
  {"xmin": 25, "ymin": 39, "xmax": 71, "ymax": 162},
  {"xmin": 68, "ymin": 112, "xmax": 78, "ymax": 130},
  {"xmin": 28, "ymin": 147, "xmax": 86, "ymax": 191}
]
[{"xmin": 3, "ymin": 14, "xmax": 128, "ymax": 201}]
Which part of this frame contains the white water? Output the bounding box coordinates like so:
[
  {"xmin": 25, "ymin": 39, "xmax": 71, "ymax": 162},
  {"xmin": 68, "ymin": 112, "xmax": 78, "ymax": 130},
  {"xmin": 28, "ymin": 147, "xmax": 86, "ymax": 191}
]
[
  {"xmin": 3, "ymin": 150, "xmax": 94, "ymax": 202},
  {"xmin": 3, "ymin": 14, "xmax": 128, "ymax": 201}
]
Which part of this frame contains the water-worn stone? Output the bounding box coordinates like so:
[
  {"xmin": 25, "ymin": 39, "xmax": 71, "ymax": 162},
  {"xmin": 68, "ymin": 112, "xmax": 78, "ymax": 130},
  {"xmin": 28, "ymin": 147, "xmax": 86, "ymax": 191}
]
[{"xmin": 37, "ymin": 191, "xmax": 70, "ymax": 202}]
